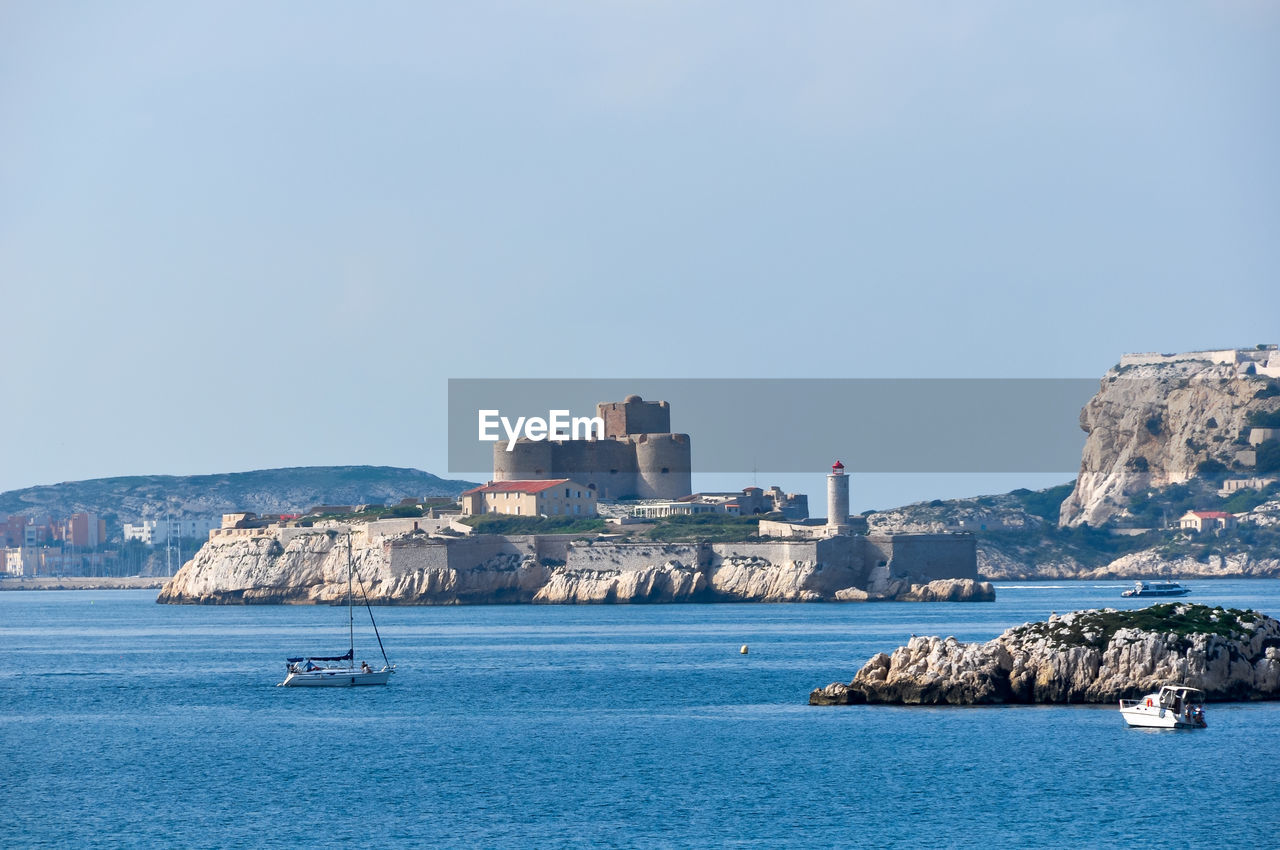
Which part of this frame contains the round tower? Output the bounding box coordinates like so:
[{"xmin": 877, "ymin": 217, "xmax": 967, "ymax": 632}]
[
  {"xmin": 633, "ymin": 433, "xmax": 693, "ymax": 500},
  {"xmin": 493, "ymin": 439, "xmax": 554, "ymax": 482},
  {"xmin": 827, "ymin": 460, "xmax": 850, "ymax": 533}
]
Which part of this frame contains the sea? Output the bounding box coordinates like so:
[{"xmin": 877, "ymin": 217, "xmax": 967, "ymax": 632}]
[{"xmin": 3, "ymin": 580, "xmax": 1279, "ymax": 849}]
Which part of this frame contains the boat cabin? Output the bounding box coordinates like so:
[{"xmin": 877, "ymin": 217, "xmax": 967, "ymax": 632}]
[{"xmin": 1158, "ymin": 685, "xmax": 1204, "ymax": 714}]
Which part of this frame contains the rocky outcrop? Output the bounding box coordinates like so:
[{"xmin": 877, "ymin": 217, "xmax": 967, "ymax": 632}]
[
  {"xmin": 535, "ymin": 561, "xmax": 706, "ymax": 603},
  {"xmin": 811, "ymin": 604, "xmax": 1280, "ymax": 705},
  {"xmin": 1060, "ymin": 360, "xmax": 1279, "ymax": 527},
  {"xmin": 159, "ymin": 529, "xmax": 994, "ymax": 605},
  {"xmin": 1086, "ymin": 549, "xmax": 1280, "ymax": 579},
  {"xmin": 976, "ymin": 545, "xmax": 1280, "ymax": 580}
]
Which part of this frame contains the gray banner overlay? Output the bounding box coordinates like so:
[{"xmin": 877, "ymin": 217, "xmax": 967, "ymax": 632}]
[{"xmin": 448, "ymin": 379, "xmax": 1098, "ymax": 475}]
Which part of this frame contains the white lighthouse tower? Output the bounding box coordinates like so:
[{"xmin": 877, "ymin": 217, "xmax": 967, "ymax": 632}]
[{"xmin": 827, "ymin": 460, "xmax": 850, "ymax": 535}]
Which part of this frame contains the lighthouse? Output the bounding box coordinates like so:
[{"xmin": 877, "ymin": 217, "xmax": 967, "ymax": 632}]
[{"xmin": 827, "ymin": 460, "xmax": 850, "ymax": 534}]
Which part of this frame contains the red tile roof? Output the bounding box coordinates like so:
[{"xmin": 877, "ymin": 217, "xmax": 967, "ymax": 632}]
[
  {"xmin": 461, "ymin": 479, "xmax": 573, "ymax": 497},
  {"xmin": 1192, "ymin": 511, "xmax": 1234, "ymax": 519}
]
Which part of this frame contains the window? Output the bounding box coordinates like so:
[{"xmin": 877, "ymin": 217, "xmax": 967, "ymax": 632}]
[{"xmin": 661, "ymin": 468, "xmax": 669, "ymax": 474}]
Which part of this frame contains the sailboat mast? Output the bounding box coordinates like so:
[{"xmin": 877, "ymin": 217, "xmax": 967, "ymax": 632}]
[{"xmin": 347, "ymin": 532, "xmax": 354, "ymax": 666}]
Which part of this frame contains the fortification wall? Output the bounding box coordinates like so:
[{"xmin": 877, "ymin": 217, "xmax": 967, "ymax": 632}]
[
  {"xmin": 386, "ymin": 533, "xmax": 539, "ymax": 575},
  {"xmin": 551, "ymin": 440, "xmax": 639, "ymax": 499},
  {"xmin": 1119, "ymin": 350, "xmax": 1241, "ymax": 367},
  {"xmin": 708, "ymin": 540, "xmax": 817, "ymax": 566},
  {"xmin": 865, "ymin": 533, "xmax": 977, "ymax": 581},
  {"xmin": 564, "ymin": 542, "xmax": 701, "ymax": 572},
  {"xmin": 364, "ymin": 516, "xmax": 455, "ymax": 541}
]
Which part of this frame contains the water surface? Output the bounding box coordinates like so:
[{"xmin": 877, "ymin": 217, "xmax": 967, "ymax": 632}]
[{"xmin": 3, "ymin": 580, "xmax": 1278, "ymax": 847}]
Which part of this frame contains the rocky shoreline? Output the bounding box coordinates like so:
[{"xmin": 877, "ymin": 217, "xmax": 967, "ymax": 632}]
[
  {"xmin": 156, "ymin": 531, "xmax": 995, "ymax": 605},
  {"xmin": 811, "ymin": 603, "xmax": 1280, "ymax": 705}
]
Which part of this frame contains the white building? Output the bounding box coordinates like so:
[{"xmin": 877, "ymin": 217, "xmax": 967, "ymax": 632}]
[{"xmin": 122, "ymin": 517, "xmax": 219, "ymax": 545}]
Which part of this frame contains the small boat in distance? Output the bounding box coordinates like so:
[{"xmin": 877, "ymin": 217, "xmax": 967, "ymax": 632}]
[
  {"xmin": 278, "ymin": 533, "xmax": 394, "ymax": 688},
  {"xmin": 1121, "ymin": 580, "xmax": 1191, "ymax": 598},
  {"xmin": 1119, "ymin": 685, "xmax": 1207, "ymax": 729}
]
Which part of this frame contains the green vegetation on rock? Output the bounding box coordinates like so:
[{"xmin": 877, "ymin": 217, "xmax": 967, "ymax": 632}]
[
  {"xmin": 458, "ymin": 514, "xmax": 606, "ymax": 535},
  {"xmin": 643, "ymin": 513, "xmax": 780, "ymax": 543},
  {"xmin": 1009, "ymin": 603, "xmax": 1264, "ymax": 651}
]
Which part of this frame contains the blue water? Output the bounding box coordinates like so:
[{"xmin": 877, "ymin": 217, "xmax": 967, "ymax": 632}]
[{"xmin": 3, "ymin": 581, "xmax": 1280, "ymax": 848}]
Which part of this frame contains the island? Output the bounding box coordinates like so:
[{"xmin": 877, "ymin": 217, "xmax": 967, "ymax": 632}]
[{"xmin": 810, "ymin": 603, "xmax": 1280, "ymax": 705}]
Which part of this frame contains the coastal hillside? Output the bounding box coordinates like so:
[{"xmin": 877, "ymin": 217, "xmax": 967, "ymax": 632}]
[
  {"xmin": 0, "ymin": 466, "xmax": 478, "ymax": 530},
  {"xmin": 1059, "ymin": 352, "xmax": 1280, "ymax": 527},
  {"xmin": 868, "ymin": 482, "xmax": 1280, "ymax": 580}
]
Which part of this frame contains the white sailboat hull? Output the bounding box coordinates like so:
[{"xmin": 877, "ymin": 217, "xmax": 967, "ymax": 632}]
[{"xmin": 279, "ymin": 667, "xmax": 393, "ymax": 687}]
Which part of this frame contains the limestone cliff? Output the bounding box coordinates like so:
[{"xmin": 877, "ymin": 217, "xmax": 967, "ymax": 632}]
[
  {"xmin": 158, "ymin": 529, "xmax": 993, "ymax": 605},
  {"xmin": 1060, "ymin": 360, "xmax": 1279, "ymax": 527},
  {"xmin": 810, "ymin": 603, "xmax": 1280, "ymax": 705}
]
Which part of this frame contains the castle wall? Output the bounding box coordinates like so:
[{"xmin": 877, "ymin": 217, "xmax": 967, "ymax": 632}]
[
  {"xmin": 1119, "ymin": 350, "xmax": 1242, "ymax": 367},
  {"xmin": 564, "ymin": 542, "xmax": 701, "ymax": 573},
  {"xmin": 386, "ymin": 533, "xmax": 540, "ymax": 575},
  {"xmin": 864, "ymin": 533, "xmax": 977, "ymax": 581},
  {"xmin": 707, "ymin": 536, "xmax": 868, "ymax": 597},
  {"xmin": 494, "ymin": 439, "xmax": 643, "ymax": 499}
]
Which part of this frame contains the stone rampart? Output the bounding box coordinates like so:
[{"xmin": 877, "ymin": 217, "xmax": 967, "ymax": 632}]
[
  {"xmin": 564, "ymin": 542, "xmax": 701, "ymax": 572},
  {"xmin": 865, "ymin": 533, "xmax": 977, "ymax": 581}
]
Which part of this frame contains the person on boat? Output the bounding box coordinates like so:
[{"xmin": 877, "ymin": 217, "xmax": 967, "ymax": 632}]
[{"xmin": 361, "ymin": 661, "xmax": 371, "ymax": 673}]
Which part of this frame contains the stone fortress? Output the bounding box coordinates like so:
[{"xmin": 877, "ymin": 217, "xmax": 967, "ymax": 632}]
[
  {"xmin": 494, "ymin": 395, "xmax": 692, "ymax": 500},
  {"xmin": 160, "ymin": 393, "xmax": 987, "ymax": 604}
]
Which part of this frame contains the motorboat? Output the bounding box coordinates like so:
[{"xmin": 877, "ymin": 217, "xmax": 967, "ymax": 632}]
[
  {"xmin": 278, "ymin": 533, "xmax": 395, "ymax": 688},
  {"xmin": 1119, "ymin": 685, "xmax": 1207, "ymax": 729},
  {"xmin": 1121, "ymin": 581, "xmax": 1190, "ymax": 598}
]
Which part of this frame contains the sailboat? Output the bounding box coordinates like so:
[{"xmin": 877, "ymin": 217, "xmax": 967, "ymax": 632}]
[{"xmin": 278, "ymin": 532, "xmax": 395, "ymax": 687}]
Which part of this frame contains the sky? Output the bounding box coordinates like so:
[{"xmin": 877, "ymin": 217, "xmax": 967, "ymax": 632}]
[{"xmin": 2, "ymin": 2, "xmax": 1278, "ymax": 512}]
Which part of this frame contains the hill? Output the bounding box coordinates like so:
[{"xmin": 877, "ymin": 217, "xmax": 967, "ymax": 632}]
[
  {"xmin": 867, "ymin": 480, "xmax": 1280, "ymax": 579},
  {"xmin": 1060, "ymin": 352, "xmax": 1280, "ymax": 526},
  {"xmin": 0, "ymin": 466, "xmax": 478, "ymax": 531}
]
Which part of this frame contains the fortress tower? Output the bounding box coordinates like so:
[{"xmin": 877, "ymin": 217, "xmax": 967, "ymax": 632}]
[
  {"xmin": 494, "ymin": 395, "xmax": 692, "ymax": 500},
  {"xmin": 827, "ymin": 460, "xmax": 850, "ymax": 534}
]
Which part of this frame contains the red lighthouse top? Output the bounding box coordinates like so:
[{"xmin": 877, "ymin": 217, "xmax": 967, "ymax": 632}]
[{"xmin": 832, "ymin": 461, "xmax": 845, "ymax": 473}]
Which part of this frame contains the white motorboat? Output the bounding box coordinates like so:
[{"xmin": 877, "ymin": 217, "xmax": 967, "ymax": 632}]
[
  {"xmin": 278, "ymin": 533, "xmax": 395, "ymax": 688},
  {"xmin": 1119, "ymin": 685, "xmax": 1207, "ymax": 729},
  {"xmin": 1121, "ymin": 581, "xmax": 1190, "ymax": 598}
]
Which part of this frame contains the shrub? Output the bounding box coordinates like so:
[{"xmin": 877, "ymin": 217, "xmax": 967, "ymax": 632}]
[{"xmin": 459, "ymin": 514, "xmax": 606, "ymax": 535}]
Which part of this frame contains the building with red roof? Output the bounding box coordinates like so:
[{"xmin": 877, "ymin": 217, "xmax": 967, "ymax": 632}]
[
  {"xmin": 1178, "ymin": 510, "xmax": 1238, "ymax": 533},
  {"xmin": 460, "ymin": 479, "xmax": 597, "ymax": 519}
]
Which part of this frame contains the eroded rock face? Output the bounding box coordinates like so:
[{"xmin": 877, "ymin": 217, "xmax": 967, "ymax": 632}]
[
  {"xmin": 1059, "ymin": 361, "xmax": 1280, "ymax": 527},
  {"xmin": 159, "ymin": 530, "xmax": 995, "ymax": 605},
  {"xmin": 810, "ymin": 604, "xmax": 1280, "ymax": 705},
  {"xmin": 534, "ymin": 561, "xmax": 706, "ymax": 603}
]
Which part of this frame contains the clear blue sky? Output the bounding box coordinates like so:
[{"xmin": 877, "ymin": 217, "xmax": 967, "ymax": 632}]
[{"xmin": 2, "ymin": 2, "xmax": 1277, "ymax": 511}]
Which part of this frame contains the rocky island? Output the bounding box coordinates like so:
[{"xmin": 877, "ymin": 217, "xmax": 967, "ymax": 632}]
[
  {"xmin": 157, "ymin": 526, "xmax": 994, "ymax": 605},
  {"xmin": 810, "ymin": 603, "xmax": 1280, "ymax": 705}
]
